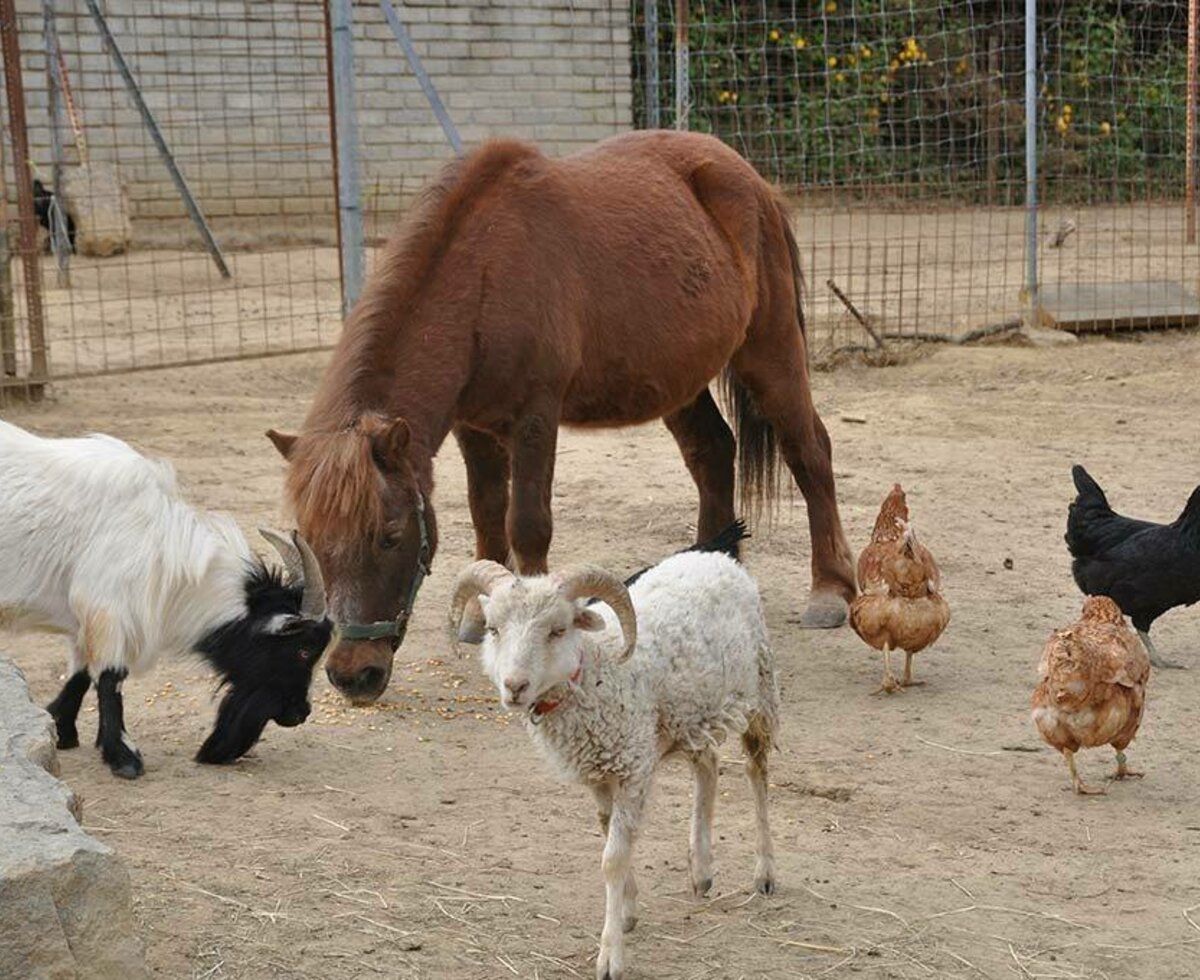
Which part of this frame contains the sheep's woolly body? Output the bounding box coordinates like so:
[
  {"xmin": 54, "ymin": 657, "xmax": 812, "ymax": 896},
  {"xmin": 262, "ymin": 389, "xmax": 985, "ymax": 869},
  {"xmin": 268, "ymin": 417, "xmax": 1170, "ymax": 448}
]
[
  {"xmin": 0, "ymin": 420, "xmax": 253, "ymax": 674},
  {"xmin": 509, "ymin": 551, "xmax": 777, "ymax": 787}
]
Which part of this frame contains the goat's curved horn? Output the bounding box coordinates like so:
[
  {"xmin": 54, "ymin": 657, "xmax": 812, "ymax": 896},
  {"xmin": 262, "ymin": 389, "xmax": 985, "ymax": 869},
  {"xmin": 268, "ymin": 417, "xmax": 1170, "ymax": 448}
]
[
  {"xmin": 448, "ymin": 560, "xmax": 513, "ymax": 654},
  {"xmin": 293, "ymin": 531, "xmax": 327, "ymax": 621},
  {"xmin": 555, "ymin": 565, "xmax": 638, "ymax": 662},
  {"xmin": 260, "ymin": 527, "xmax": 303, "ymax": 581}
]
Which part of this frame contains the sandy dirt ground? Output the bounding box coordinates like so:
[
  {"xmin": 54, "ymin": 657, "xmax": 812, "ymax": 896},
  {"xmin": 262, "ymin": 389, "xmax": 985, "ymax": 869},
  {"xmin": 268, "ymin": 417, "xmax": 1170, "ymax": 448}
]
[{"xmin": 5, "ymin": 331, "xmax": 1200, "ymax": 980}]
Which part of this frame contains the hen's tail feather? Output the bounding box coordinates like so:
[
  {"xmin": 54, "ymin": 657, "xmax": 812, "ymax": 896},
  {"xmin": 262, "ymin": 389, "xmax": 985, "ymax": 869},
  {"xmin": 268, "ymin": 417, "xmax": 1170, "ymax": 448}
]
[{"xmin": 1066, "ymin": 465, "xmax": 1116, "ymax": 558}]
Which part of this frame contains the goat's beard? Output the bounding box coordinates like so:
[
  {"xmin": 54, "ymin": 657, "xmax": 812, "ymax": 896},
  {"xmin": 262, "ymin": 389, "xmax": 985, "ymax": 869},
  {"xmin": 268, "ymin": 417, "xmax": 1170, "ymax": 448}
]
[{"xmin": 195, "ymin": 685, "xmax": 280, "ymax": 764}]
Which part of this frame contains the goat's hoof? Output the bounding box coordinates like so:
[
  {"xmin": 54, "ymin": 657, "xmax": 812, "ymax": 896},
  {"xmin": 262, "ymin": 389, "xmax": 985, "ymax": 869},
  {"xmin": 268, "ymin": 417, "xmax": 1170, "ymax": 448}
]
[
  {"xmin": 692, "ymin": 876, "xmax": 713, "ymax": 899},
  {"xmin": 798, "ymin": 593, "xmax": 849, "ymax": 629},
  {"xmin": 105, "ymin": 748, "xmax": 144, "ymax": 780},
  {"xmin": 55, "ymin": 728, "xmax": 79, "ymax": 750},
  {"xmin": 596, "ymin": 950, "xmax": 623, "ymax": 980}
]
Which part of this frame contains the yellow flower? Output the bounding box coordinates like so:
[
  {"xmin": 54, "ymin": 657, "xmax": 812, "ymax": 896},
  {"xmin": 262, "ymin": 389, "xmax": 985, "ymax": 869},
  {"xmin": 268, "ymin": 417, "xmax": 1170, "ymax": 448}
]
[
  {"xmin": 879, "ymin": 92, "xmax": 890, "ymax": 103},
  {"xmin": 1116, "ymin": 110, "xmax": 1127, "ymax": 122},
  {"xmin": 1099, "ymin": 120, "xmax": 1112, "ymax": 135},
  {"xmin": 834, "ymin": 72, "xmax": 846, "ymax": 83},
  {"xmin": 824, "ymin": 1, "xmax": 837, "ymax": 12},
  {"xmin": 889, "ymin": 58, "xmax": 900, "ymax": 71},
  {"xmin": 954, "ymin": 57, "xmax": 969, "ymax": 75},
  {"xmin": 846, "ymin": 53, "xmax": 857, "ymax": 66},
  {"xmin": 768, "ymin": 29, "xmax": 781, "ymax": 42},
  {"xmin": 718, "ymin": 90, "xmax": 730, "ymax": 104},
  {"xmin": 919, "ymin": 51, "xmax": 929, "ymax": 62},
  {"xmin": 1063, "ymin": 103, "xmax": 1073, "ymax": 117},
  {"xmin": 827, "ymin": 55, "xmax": 838, "ymax": 68},
  {"xmin": 905, "ymin": 37, "xmax": 919, "ymax": 52},
  {"xmin": 730, "ymin": 92, "xmax": 738, "ymax": 103},
  {"xmin": 1055, "ymin": 115, "xmax": 1069, "ymax": 135},
  {"xmin": 865, "ymin": 106, "xmax": 880, "ymax": 118},
  {"xmin": 794, "ymin": 36, "xmax": 807, "ymax": 49},
  {"xmin": 860, "ymin": 45, "xmax": 872, "ymax": 58}
]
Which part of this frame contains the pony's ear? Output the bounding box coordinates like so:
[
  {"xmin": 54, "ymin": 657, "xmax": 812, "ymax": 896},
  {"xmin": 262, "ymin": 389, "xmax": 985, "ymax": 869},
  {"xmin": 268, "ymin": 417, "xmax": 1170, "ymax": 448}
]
[
  {"xmin": 367, "ymin": 417, "xmax": 411, "ymax": 473},
  {"xmin": 266, "ymin": 429, "xmax": 298, "ymax": 460}
]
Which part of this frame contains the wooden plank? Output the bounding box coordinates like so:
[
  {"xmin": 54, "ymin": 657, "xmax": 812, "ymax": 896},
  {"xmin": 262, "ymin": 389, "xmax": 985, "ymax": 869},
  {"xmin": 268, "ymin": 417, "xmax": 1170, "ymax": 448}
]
[{"xmin": 1037, "ymin": 280, "xmax": 1200, "ymax": 333}]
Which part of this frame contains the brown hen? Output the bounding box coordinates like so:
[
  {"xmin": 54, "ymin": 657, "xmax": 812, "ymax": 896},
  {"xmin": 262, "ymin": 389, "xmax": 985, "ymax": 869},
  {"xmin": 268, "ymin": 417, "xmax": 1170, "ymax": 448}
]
[
  {"xmin": 850, "ymin": 520, "xmax": 949, "ymax": 693},
  {"xmin": 1031, "ymin": 595, "xmax": 1150, "ymax": 795}
]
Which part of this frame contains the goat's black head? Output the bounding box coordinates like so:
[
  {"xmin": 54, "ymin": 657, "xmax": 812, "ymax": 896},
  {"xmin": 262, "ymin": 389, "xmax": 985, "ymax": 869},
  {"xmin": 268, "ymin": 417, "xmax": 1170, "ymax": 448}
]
[{"xmin": 195, "ymin": 531, "xmax": 332, "ymax": 765}]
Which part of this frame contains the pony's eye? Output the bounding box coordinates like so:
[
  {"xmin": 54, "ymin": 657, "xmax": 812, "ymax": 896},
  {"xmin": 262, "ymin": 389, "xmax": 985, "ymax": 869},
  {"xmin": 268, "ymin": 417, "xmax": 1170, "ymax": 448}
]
[{"xmin": 380, "ymin": 532, "xmax": 402, "ymax": 550}]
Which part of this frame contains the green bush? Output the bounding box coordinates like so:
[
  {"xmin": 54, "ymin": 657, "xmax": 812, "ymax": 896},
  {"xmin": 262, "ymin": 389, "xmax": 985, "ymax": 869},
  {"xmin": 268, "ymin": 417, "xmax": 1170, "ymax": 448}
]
[{"xmin": 631, "ymin": 1, "xmax": 1188, "ymax": 204}]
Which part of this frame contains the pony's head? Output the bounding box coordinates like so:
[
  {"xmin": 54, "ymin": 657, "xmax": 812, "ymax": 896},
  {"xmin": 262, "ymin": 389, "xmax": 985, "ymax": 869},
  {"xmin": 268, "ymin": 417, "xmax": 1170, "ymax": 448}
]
[{"xmin": 267, "ymin": 414, "xmax": 437, "ymax": 704}]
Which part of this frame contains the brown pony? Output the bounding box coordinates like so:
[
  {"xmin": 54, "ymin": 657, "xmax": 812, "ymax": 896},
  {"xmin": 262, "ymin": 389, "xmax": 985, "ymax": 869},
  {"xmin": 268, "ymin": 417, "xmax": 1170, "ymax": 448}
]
[{"xmin": 269, "ymin": 130, "xmax": 856, "ymax": 703}]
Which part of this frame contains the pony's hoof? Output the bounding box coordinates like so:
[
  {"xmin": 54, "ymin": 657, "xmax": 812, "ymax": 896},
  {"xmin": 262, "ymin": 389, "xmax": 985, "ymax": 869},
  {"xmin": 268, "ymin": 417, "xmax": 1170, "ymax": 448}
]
[
  {"xmin": 105, "ymin": 746, "xmax": 144, "ymax": 780},
  {"xmin": 798, "ymin": 593, "xmax": 849, "ymax": 629},
  {"xmin": 55, "ymin": 727, "xmax": 79, "ymax": 750}
]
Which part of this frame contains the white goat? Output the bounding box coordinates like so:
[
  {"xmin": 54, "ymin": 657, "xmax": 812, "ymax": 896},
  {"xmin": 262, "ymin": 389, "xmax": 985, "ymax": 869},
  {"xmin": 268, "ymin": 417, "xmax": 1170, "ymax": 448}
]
[
  {"xmin": 450, "ymin": 550, "xmax": 778, "ymax": 980},
  {"xmin": 0, "ymin": 420, "xmax": 332, "ymax": 778}
]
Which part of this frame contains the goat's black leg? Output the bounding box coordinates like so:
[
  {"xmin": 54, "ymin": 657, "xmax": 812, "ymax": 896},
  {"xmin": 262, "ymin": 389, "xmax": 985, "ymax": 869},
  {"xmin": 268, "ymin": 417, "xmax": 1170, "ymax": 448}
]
[
  {"xmin": 95, "ymin": 668, "xmax": 144, "ymax": 779},
  {"xmin": 46, "ymin": 669, "xmax": 91, "ymax": 750}
]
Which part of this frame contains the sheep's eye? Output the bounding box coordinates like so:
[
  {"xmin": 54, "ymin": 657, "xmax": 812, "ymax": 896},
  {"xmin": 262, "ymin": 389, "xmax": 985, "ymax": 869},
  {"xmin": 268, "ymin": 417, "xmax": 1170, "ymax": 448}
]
[
  {"xmin": 549, "ymin": 626, "xmax": 567, "ymax": 639},
  {"xmin": 485, "ymin": 625, "xmax": 499, "ymax": 637}
]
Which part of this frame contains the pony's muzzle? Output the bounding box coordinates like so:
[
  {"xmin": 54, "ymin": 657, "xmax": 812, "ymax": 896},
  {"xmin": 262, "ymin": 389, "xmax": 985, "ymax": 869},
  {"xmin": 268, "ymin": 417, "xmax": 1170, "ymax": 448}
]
[{"xmin": 325, "ymin": 637, "xmax": 394, "ymax": 704}]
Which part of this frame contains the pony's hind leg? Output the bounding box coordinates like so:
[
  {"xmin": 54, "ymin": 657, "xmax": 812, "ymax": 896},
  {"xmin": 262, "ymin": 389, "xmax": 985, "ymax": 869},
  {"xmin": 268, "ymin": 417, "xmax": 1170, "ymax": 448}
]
[
  {"xmin": 664, "ymin": 390, "xmax": 737, "ymax": 544},
  {"xmin": 506, "ymin": 403, "xmax": 560, "ymax": 575},
  {"xmin": 730, "ymin": 348, "xmax": 855, "ymax": 625}
]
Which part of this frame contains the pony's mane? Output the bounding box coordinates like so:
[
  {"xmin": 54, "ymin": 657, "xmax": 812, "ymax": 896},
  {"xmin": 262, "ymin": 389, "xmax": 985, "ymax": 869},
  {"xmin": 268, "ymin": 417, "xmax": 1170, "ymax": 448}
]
[
  {"xmin": 345, "ymin": 139, "xmax": 543, "ymax": 351},
  {"xmin": 285, "ymin": 427, "xmax": 386, "ymax": 552}
]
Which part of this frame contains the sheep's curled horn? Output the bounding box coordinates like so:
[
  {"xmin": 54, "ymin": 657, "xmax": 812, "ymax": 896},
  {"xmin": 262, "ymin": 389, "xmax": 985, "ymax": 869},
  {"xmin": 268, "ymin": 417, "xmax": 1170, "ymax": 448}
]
[
  {"xmin": 448, "ymin": 561, "xmax": 639, "ymax": 661},
  {"xmin": 259, "ymin": 527, "xmax": 328, "ymax": 620}
]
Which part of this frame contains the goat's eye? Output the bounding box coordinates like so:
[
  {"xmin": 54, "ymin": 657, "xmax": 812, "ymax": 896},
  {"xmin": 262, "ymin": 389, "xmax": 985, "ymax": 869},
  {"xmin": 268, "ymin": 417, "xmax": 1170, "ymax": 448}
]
[
  {"xmin": 485, "ymin": 625, "xmax": 499, "ymax": 636},
  {"xmin": 549, "ymin": 626, "xmax": 567, "ymax": 639}
]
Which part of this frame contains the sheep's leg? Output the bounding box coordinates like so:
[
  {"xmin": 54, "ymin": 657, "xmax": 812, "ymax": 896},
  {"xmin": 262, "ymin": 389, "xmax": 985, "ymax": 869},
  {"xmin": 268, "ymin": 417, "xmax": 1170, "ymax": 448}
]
[
  {"xmin": 596, "ymin": 783, "xmax": 647, "ymax": 980},
  {"xmin": 591, "ymin": 783, "xmax": 637, "ymax": 931},
  {"xmin": 507, "ymin": 403, "xmax": 560, "ymax": 575},
  {"xmin": 47, "ymin": 667, "xmax": 90, "ymax": 750},
  {"xmin": 96, "ymin": 668, "xmax": 144, "ymax": 780},
  {"xmin": 688, "ymin": 748, "xmax": 719, "ymax": 898},
  {"xmin": 1064, "ymin": 749, "xmax": 1104, "ymax": 796},
  {"xmin": 742, "ymin": 717, "xmax": 777, "ymax": 895},
  {"xmin": 1138, "ymin": 629, "xmax": 1185, "ymax": 670},
  {"xmin": 663, "ymin": 391, "xmax": 736, "ymax": 544}
]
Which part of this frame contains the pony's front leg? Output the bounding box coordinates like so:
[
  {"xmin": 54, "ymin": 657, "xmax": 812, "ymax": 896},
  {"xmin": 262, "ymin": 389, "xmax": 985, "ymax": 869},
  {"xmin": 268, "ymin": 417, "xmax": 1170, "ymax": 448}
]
[
  {"xmin": 597, "ymin": 782, "xmax": 647, "ymax": 980},
  {"xmin": 507, "ymin": 404, "xmax": 559, "ymax": 574},
  {"xmin": 454, "ymin": 424, "xmax": 511, "ymax": 564}
]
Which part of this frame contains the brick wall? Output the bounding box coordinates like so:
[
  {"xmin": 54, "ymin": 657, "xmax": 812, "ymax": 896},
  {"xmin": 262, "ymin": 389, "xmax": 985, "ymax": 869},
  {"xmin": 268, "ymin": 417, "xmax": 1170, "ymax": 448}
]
[{"xmin": 9, "ymin": 0, "xmax": 632, "ymax": 242}]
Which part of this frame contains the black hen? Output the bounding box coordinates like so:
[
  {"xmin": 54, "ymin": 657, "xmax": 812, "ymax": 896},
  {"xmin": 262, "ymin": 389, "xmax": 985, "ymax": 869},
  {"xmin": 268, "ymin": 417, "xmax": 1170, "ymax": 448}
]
[
  {"xmin": 1066, "ymin": 464, "xmax": 1200, "ymax": 669},
  {"xmin": 620, "ymin": 519, "xmax": 749, "ymax": 591}
]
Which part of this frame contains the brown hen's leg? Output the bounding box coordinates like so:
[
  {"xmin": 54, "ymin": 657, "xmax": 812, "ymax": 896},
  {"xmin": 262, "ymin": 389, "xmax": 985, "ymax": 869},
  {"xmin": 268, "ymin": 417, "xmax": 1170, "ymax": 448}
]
[
  {"xmin": 900, "ymin": 651, "xmax": 925, "ymax": 688},
  {"xmin": 873, "ymin": 646, "xmax": 902, "ymax": 695},
  {"xmin": 1111, "ymin": 750, "xmax": 1144, "ymax": 781},
  {"xmin": 1064, "ymin": 749, "xmax": 1105, "ymax": 795}
]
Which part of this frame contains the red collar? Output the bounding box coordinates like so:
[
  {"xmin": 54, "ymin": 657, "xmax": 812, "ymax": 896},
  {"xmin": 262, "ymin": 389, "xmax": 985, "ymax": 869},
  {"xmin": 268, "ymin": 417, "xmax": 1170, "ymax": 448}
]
[{"xmin": 530, "ymin": 659, "xmax": 583, "ymax": 721}]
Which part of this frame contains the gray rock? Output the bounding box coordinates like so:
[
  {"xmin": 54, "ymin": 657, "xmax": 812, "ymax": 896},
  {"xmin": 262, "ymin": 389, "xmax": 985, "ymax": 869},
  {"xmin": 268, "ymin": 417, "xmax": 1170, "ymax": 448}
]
[{"xmin": 0, "ymin": 658, "xmax": 148, "ymax": 980}]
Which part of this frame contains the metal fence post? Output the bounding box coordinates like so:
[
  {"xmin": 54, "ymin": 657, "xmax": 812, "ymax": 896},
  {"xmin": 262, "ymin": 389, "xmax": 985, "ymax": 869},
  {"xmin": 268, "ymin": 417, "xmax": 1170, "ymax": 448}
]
[
  {"xmin": 644, "ymin": 1, "xmax": 660, "ymax": 128},
  {"xmin": 43, "ymin": 0, "xmax": 70, "ymax": 286},
  {"xmin": 0, "ymin": 0, "xmax": 47, "ymax": 395},
  {"xmin": 379, "ymin": 0, "xmax": 462, "ymax": 157},
  {"xmin": 674, "ymin": 0, "xmax": 688, "ymax": 130},
  {"xmin": 1187, "ymin": 0, "xmax": 1197, "ymax": 245},
  {"xmin": 328, "ymin": 0, "xmax": 364, "ymax": 315},
  {"xmin": 1023, "ymin": 0, "xmax": 1038, "ymax": 313}
]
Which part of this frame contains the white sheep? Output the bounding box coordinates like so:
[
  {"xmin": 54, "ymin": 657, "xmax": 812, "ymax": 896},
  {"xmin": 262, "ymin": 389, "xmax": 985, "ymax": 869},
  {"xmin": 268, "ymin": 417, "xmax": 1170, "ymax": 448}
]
[{"xmin": 450, "ymin": 549, "xmax": 778, "ymax": 980}]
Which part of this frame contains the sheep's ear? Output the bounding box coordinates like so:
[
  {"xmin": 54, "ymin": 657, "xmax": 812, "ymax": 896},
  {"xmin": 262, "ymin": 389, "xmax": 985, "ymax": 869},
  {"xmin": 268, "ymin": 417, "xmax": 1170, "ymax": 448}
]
[{"xmin": 574, "ymin": 607, "xmax": 606, "ymax": 632}]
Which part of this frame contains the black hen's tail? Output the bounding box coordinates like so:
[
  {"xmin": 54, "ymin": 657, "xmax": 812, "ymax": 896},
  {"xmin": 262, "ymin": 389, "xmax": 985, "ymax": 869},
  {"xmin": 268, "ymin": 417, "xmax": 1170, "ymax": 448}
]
[
  {"xmin": 621, "ymin": 519, "xmax": 750, "ymax": 591},
  {"xmin": 1066, "ymin": 465, "xmax": 1115, "ymax": 558}
]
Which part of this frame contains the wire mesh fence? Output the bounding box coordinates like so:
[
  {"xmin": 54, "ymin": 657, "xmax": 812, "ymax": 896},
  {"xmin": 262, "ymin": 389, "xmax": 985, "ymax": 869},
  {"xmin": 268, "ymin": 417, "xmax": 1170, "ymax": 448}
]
[
  {"xmin": 634, "ymin": 1, "xmax": 1200, "ymax": 353},
  {"xmin": 0, "ymin": 0, "xmax": 343, "ymax": 395}
]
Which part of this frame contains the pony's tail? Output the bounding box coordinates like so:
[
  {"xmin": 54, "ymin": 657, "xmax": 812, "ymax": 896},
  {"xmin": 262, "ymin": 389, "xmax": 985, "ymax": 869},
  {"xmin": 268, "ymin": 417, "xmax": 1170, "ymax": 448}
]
[{"xmin": 717, "ymin": 196, "xmax": 804, "ymax": 522}]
